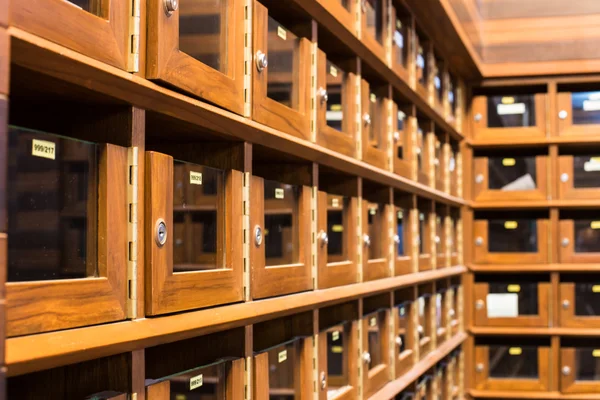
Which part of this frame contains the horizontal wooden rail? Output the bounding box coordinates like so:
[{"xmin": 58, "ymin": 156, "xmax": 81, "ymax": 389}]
[
  {"xmin": 9, "ymin": 28, "xmax": 465, "ymax": 207},
  {"xmin": 369, "ymin": 332, "xmax": 467, "ymax": 399},
  {"xmin": 470, "ymin": 327, "xmax": 600, "ymax": 337},
  {"xmin": 469, "ymin": 389, "xmax": 600, "ymax": 399},
  {"xmin": 468, "ymin": 134, "xmax": 600, "ymax": 148},
  {"xmin": 469, "ymin": 264, "xmax": 600, "ymax": 273},
  {"xmin": 471, "ymin": 199, "xmax": 600, "ymax": 209},
  {"xmin": 6, "ymin": 266, "xmax": 465, "ymax": 376}
]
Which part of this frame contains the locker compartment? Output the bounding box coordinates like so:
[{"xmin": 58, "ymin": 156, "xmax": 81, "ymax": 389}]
[
  {"xmin": 558, "ymin": 150, "xmax": 600, "ymax": 200},
  {"xmin": 473, "ymin": 211, "xmax": 549, "ymax": 265},
  {"xmin": 448, "ymin": 141, "xmax": 461, "ymax": 198},
  {"xmin": 432, "ymin": 131, "xmax": 446, "ymax": 192},
  {"xmin": 473, "ymin": 148, "xmax": 548, "ymax": 202},
  {"xmin": 362, "ymin": 293, "xmax": 391, "ymax": 397},
  {"xmin": 417, "ymin": 284, "xmax": 435, "ymax": 359},
  {"xmin": 449, "ymin": 208, "xmax": 461, "ymax": 267},
  {"xmin": 392, "ymin": 102, "xmax": 412, "ymax": 180},
  {"xmin": 435, "ymin": 281, "xmax": 450, "ymax": 344},
  {"xmin": 557, "ymin": 85, "xmax": 600, "ymax": 137},
  {"xmin": 414, "ymin": 31, "xmax": 430, "ymax": 99},
  {"xmin": 474, "ymin": 336, "xmax": 550, "ymax": 391},
  {"xmin": 318, "ymin": 301, "xmax": 359, "ymax": 400},
  {"xmin": 472, "ymin": 90, "xmax": 546, "ymax": 141},
  {"xmin": 145, "ymin": 328, "xmax": 245, "ymax": 399},
  {"xmin": 432, "ymin": 54, "xmax": 446, "ymax": 116},
  {"xmin": 415, "ymin": 374, "xmax": 434, "ymax": 400},
  {"xmin": 560, "ymin": 338, "xmax": 600, "ymax": 394},
  {"xmin": 446, "ymin": 74, "xmax": 460, "ymax": 130},
  {"xmin": 416, "ymin": 199, "xmax": 434, "ymax": 271},
  {"xmin": 391, "ymin": 4, "xmax": 411, "ymax": 82},
  {"xmin": 361, "ymin": 80, "xmax": 391, "ymax": 170},
  {"xmin": 394, "ymin": 288, "xmax": 415, "ymax": 378},
  {"xmin": 435, "ymin": 204, "xmax": 449, "ymax": 268},
  {"xmin": 473, "ymin": 274, "xmax": 550, "ymax": 328},
  {"xmin": 394, "ymin": 192, "xmax": 413, "ymax": 276},
  {"xmin": 360, "ymin": 0, "xmax": 389, "ymax": 63},
  {"xmin": 448, "ymin": 277, "xmax": 462, "ymax": 336},
  {"xmin": 559, "ymin": 274, "xmax": 600, "ymax": 328},
  {"xmin": 448, "ymin": 349, "xmax": 463, "ymax": 399},
  {"xmin": 559, "ymin": 210, "xmax": 600, "ymax": 263},
  {"xmin": 414, "ymin": 119, "xmax": 433, "ymax": 187},
  {"xmin": 362, "ymin": 181, "xmax": 392, "ymax": 282}
]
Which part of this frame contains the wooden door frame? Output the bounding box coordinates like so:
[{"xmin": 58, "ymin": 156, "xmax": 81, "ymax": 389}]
[
  {"xmin": 557, "ymin": 92, "xmax": 600, "ymax": 138},
  {"xmin": 417, "ymin": 202, "xmax": 433, "ymax": 272},
  {"xmin": 559, "ymin": 218, "xmax": 600, "ymax": 263},
  {"xmin": 560, "ymin": 347, "xmax": 600, "ymax": 394},
  {"xmin": 392, "ymin": 102, "xmax": 412, "ymax": 180},
  {"xmin": 252, "ymin": 1, "xmax": 312, "ymax": 140},
  {"xmin": 395, "ymin": 300, "xmax": 415, "ymax": 378},
  {"xmin": 394, "ymin": 202, "xmax": 413, "ymax": 276},
  {"xmin": 362, "ymin": 309, "xmax": 391, "ymax": 397},
  {"xmin": 7, "ymin": 144, "xmax": 128, "ymax": 336},
  {"xmin": 317, "ymin": 321, "xmax": 358, "ymax": 400},
  {"xmin": 361, "ymin": 80, "xmax": 390, "ymax": 170},
  {"xmin": 362, "ymin": 199, "xmax": 391, "ymax": 282},
  {"xmin": 559, "ymin": 282, "xmax": 600, "ymax": 328},
  {"xmin": 145, "ymin": 151, "xmax": 243, "ymax": 315},
  {"xmin": 558, "ymin": 155, "xmax": 600, "ymax": 200}
]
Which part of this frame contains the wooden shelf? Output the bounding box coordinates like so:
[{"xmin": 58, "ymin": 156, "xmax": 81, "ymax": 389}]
[
  {"xmin": 469, "ymin": 264, "xmax": 600, "ymax": 273},
  {"xmin": 469, "ymin": 389, "xmax": 600, "ymax": 399},
  {"xmin": 470, "ymin": 327, "xmax": 600, "ymax": 337},
  {"xmin": 369, "ymin": 332, "xmax": 467, "ymax": 399},
  {"xmin": 5, "ymin": 266, "xmax": 465, "ymax": 376},
  {"xmin": 9, "ymin": 28, "xmax": 465, "ymax": 207},
  {"xmin": 468, "ymin": 134, "xmax": 600, "ymax": 148},
  {"xmin": 471, "ymin": 199, "xmax": 600, "ymax": 209}
]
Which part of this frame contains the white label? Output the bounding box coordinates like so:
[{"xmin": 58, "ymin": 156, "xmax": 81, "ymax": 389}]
[
  {"xmin": 583, "ymin": 99, "xmax": 600, "ymax": 111},
  {"xmin": 278, "ymin": 350, "xmax": 287, "ymax": 363},
  {"xmin": 190, "ymin": 374, "xmax": 203, "ymax": 391},
  {"xmin": 370, "ymin": 93, "xmax": 376, "ymax": 103},
  {"xmin": 370, "ymin": 317, "xmax": 377, "ymax": 326},
  {"xmin": 31, "ymin": 139, "xmax": 56, "ymax": 160},
  {"xmin": 584, "ymin": 160, "xmax": 600, "ymax": 172},
  {"xmin": 486, "ymin": 293, "xmax": 518, "ymax": 318},
  {"xmin": 277, "ymin": 26, "xmax": 287, "ymax": 40},
  {"xmin": 189, "ymin": 171, "xmax": 203, "ymax": 185},
  {"xmin": 501, "ymin": 174, "xmax": 536, "ymax": 191},
  {"xmin": 329, "ymin": 65, "xmax": 338, "ymax": 77},
  {"xmin": 332, "ymin": 198, "xmax": 339, "ymax": 207},
  {"xmin": 497, "ymin": 103, "xmax": 526, "ymax": 115},
  {"xmin": 394, "ymin": 31, "xmax": 404, "ymax": 48},
  {"xmin": 398, "ymin": 110, "xmax": 406, "ymax": 120},
  {"xmin": 326, "ymin": 110, "xmax": 343, "ymax": 121},
  {"xmin": 332, "ymin": 331, "xmax": 340, "ymax": 341},
  {"xmin": 449, "ymin": 157, "xmax": 456, "ymax": 172},
  {"xmin": 397, "ymin": 210, "xmax": 403, "ymax": 219},
  {"xmin": 275, "ymin": 188, "xmax": 284, "ymax": 199},
  {"xmin": 418, "ymin": 297, "xmax": 425, "ymax": 316}
]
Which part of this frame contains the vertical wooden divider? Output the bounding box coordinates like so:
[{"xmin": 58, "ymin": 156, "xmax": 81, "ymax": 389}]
[{"xmin": 357, "ymin": 297, "xmax": 364, "ymax": 400}]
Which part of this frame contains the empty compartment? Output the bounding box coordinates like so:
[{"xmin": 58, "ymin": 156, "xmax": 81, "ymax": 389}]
[
  {"xmin": 559, "ymin": 274, "xmax": 600, "ymax": 328},
  {"xmin": 558, "ymin": 149, "xmax": 600, "ymax": 200},
  {"xmin": 557, "ymin": 84, "xmax": 600, "ymax": 137},
  {"xmin": 560, "ymin": 338, "xmax": 600, "ymax": 394}
]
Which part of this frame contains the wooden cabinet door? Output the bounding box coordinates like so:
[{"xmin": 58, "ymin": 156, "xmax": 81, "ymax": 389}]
[
  {"xmin": 416, "ymin": 206, "xmax": 433, "ymax": 272},
  {"xmin": 558, "ymin": 154, "xmax": 600, "ymax": 200},
  {"xmin": 560, "ymin": 346, "xmax": 600, "ymax": 394},
  {"xmin": 252, "ymin": 1, "xmax": 312, "ymax": 140},
  {"xmin": 317, "ymin": 191, "xmax": 358, "ymax": 289},
  {"xmin": 391, "ymin": 7, "xmax": 411, "ymax": 82},
  {"xmin": 147, "ymin": 0, "xmax": 246, "ymax": 114},
  {"xmin": 318, "ymin": 322, "xmax": 358, "ymax": 400},
  {"xmin": 362, "ymin": 310, "xmax": 390, "ymax": 397},
  {"xmin": 557, "ymin": 91, "xmax": 600, "ymax": 138},
  {"xmin": 472, "ymin": 94, "xmax": 546, "ymax": 141},
  {"xmin": 316, "ymin": 49, "xmax": 357, "ymax": 158},
  {"xmin": 393, "ymin": 206, "xmax": 412, "ymax": 276},
  {"xmin": 250, "ymin": 175, "xmax": 311, "ymax": 299},
  {"xmin": 145, "ymin": 151, "xmax": 243, "ymax": 315},
  {"xmin": 6, "ymin": 132, "xmax": 128, "ymax": 336},
  {"xmin": 395, "ymin": 302, "xmax": 415, "ymax": 378},
  {"xmin": 559, "ymin": 281, "xmax": 600, "ymax": 328},
  {"xmin": 318, "ymin": 0, "xmax": 357, "ymax": 35},
  {"xmin": 559, "ymin": 214, "xmax": 600, "ymax": 263},
  {"xmin": 392, "ymin": 102, "xmax": 412, "ymax": 180},
  {"xmin": 362, "ymin": 200, "xmax": 391, "ymax": 282},
  {"xmin": 361, "ymin": 79, "xmax": 390, "ymax": 170},
  {"xmin": 360, "ymin": 0, "xmax": 389, "ymax": 63},
  {"xmin": 11, "ymin": 0, "xmax": 131, "ymax": 70}
]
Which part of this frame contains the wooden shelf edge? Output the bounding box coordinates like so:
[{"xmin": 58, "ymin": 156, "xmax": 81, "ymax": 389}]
[
  {"xmin": 469, "ymin": 264, "xmax": 600, "ymax": 272},
  {"xmin": 469, "ymin": 389, "xmax": 600, "ymax": 399},
  {"xmin": 5, "ymin": 266, "xmax": 466, "ymax": 377},
  {"xmin": 8, "ymin": 27, "xmax": 465, "ymax": 207},
  {"xmin": 471, "ymin": 199, "xmax": 600, "ymax": 209},
  {"xmin": 469, "ymin": 135, "xmax": 600, "ymax": 148},
  {"xmin": 369, "ymin": 332, "xmax": 467, "ymax": 399},
  {"xmin": 469, "ymin": 327, "xmax": 600, "ymax": 337}
]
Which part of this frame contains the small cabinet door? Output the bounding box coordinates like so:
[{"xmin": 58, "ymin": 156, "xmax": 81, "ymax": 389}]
[
  {"xmin": 560, "ymin": 343, "xmax": 600, "ymax": 394},
  {"xmin": 361, "ymin": 80, "xmax": 390, "ymax": 170},
  {"xmin": 317, "ymin": 191, "xmax": 358, "ymax": 289},
  {"xmin": 391, "ymin": 6, "xmax": 411, "ymax": 82},
  {"xmin": 362, "ymin": 200, "xmax": 391, "ymax": 282},
  {"xmin": 448, "ymin": 143, "xmax": 461, "ymax": 198},
  {"xmin": 558, "ymin": 153, "xmax": 600, "ymax": 200},
  {"xmin": 447, "ymin": 74, "xmax": 460, "ymax": 129},
  {"xmin": 12, "ymin": 0, "xmax": 131, "ymax": 70},
  {"xmin": 395, "ymin": 301, "xmax": 415, "ymax": 378},
  {"xmin": 250, "ymin": 176, "xmax": 312, "ymax": 299},
  {"xmin": 318, "ymin": 321, "xmax": 358, "ymax": 400},
  {"xmin": 473, "ymin": 213, "xmax": 549, "ymax": 265},
  {"xmin": 360, "ymin": 0, "xmax": 389, "ymax": 63},
  {"xmin": 416, "ymin": 204, "xmax": 433, "ymax": 272},
  {"xmin": 6, "ymin": 126, "xmax": 128, "ymax": 336},
  {"xmin": 432, "ymin": 57, "xmax": 446, "ymax": 115},
  {"xmin": 394, "ymin": 206, "xmax": 412, "ymax": 276},
  {"xmin": 417, "ymin": 291, "xmax": 434, "ymax": 358},
  {"xmin": 435, "ymin": 205, "xmax": 448, "ymax": 268},
  {"xmin": 318, "ymin": 0, "xmax": 357, "ymax": 35},
  {"xmin": 472, "ymin": 94, "xmax": 546, "ymax": 141},
  {"xmin": 449, "ymin": 209, "xmax": 461, "ymax": 267},
  {"xmin": 557, "ymin": 90, "xmax": 600, "ymax": 137},
  {"xmin": 392, "ymin": 103, "xmax": 412, "ymax": 179},
  {"xmin": 252, "ymin": 2, "xmax": 312, "ymax": 140},
  {"xmin": 145, "ymin": 152, "xmax": 243, "ymax": 315},
  {"xmin": 559, "ymin": 211, "xmax": 600, "ymax": 263},
  {"xmin": 316, "ymin": 50, "xmax": 357, "ymax": 158},
  {"xmin": 414, "ymin": 122, "xmax": 432, "ymax": 186},
  {"xmin": 473, "ymin": 276, "xmax": 550, "ymax": 327},
  {"xmin": 435, "ymin": 289, "xmax": 448, "ymax": 344},
  {"xmin": 362, "ymin": 309, "xmax": 390, "ymax": 397},
  {"xmin": 559, "ymin": 278, "xmax": 600, "ymax": 328},
  {"xmin": 414, "ymin": 34, "xmax": 429, "ymax": 98},
  {"xmin": 474, "ymin": 339, "xmax": 550, "ymax": 391},
  {"xmin": 473, "ymin": 154, "xmax": 548, "ymax": 202},
  {"xmin": 148, "ymin": 0, "xmax": 246, "ymax": 114}
]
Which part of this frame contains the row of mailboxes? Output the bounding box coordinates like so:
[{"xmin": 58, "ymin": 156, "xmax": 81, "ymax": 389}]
[
  {"xmin": 472, "ymin": 90, "xmax": 600, "ymax": 140},
  {"xmin": 12, "ymin": 0, "xmax": 463, "ymax": 129},
  {"xmin": 473, "ymin": 274, "xmax": 600, "ymax": 328},
  {"xmin": 472, "ymin": 211, "xmax": 600, "ymax": 264},
  {"xmin": 474, "ymin": 337, "xmax": 600, "ymax": 394},
  {"xmin": 473, "ymin": 150, "xmax": 600, "ymax": 202},
  {"xmin": 6, "ymin": 287, "xmax": 463, "ymax": 399},
  {"xmin": 4, "ymin": 119, "xmax": 462, "ymax": 336}
]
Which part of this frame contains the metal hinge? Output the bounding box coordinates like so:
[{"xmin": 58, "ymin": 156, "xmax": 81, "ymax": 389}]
[
  {"xmin": 311, "ymin": 186, "xmax": 318, "ymax": 289},
  {"xmin": 243, "ymin": 1, "xmax": 252, "ymax": 117},
  {"xmin": 127, "ymin": 0, "xmax": 140, "ymax": 72},
  {"xmin": 243, "ymin": 172, "xmax": 251, "ymax": 301},
  {"xmin": 310, "ymin": 43, "xmax": 317, "ymax": 142},
  {"xmin": 127, "ymin": 147, "xmax": 139, "ymax": 318},
  {"xmin": 244, "ymin": 355, "xmax": 252, "ymax": 400}
]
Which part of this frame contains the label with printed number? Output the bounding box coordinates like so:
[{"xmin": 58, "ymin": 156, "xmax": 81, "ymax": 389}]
[
  {"xmin": 275, "ymin": 188, "xmax": 284, "ymax": 199},
  {"xmin": 277, "ymin": 26, "xmax": 287, "ymax": 40},
  {"xmin": 190, "ymin": 374, "xmax": 203, "ymax": 391},
  {"xmin": 189, "ymin": 171, "xmax": 203, "ymax": 185},
  {"xmin": 278, "ymin": 350, "xmax": 287, "ymax": 363},
  {"xmin": 32, "ymin": 139, "xmax": 56, "ymax": 160}
]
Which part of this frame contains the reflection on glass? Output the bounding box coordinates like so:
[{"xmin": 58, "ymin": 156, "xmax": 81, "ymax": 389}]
[
  {"xmin": 575, "ymin": 348, "xmax": 600, "ymax": 380},
  {"xmin": 487, "ymin": 95, "xmax": 536, "ymax": 128},
  {"xmin": 435, "ymin": 140, "xmax": 442, "ymax": 181},
  {"xmin": 326, "ymin": 60, "xmax": 345, "ymax": 131},
  {"xmin": 436, "ymin": 216, "xmax": 443, "ymax": 256},
  {"xmin": 574, "ymin": 219, "xmax": 600, "ymax": 253},
  {"xmin": 434, "ymin": 65, "xmax": 443, "ymax": 104},
  {"xmin": 450, "ymin": 218, "xmax": 458, "ymax": 255},
  {"xmin": 448, "ymin": 76, "xmax": 457, "ymax": 117},
  {"xmin": 264, "ymin": 180, "xmax": 300, "ymax": 266},
  {"xmin": 573, "ymin": 155, "xmax": 600, "ymax": 188},
  {"xmin": 267, "ymin": 17, "xmax": 299, "ymax": 109},
  {"xmin": 416, "ymin": 45, "xmax": 426, "ymax": 86},
  {"xmin": 418, "ymin": 212, "xmax": 426, "ymax": 254},
  {"xmin": 152, "ymin": 361, "xmax": 226, "ymax": 399},
  {"xmin": 396, "ymin": 209, "xmax": 405, "ymax": 256},
  {"xmin": 326, "ymin": 324, "xmax": 349, "ymax": 397},
  {"xmin": 173, "ymin": 161, "xmax": 224, "ymax": 272},
  {"xmin": 393, "ymin": 18, "xmax": 408, "ymax": 68},
  {"xmin": 369, "ymin": 93, "xmax": 381, "ymax": 148},
  {"xmin": 397, "ymin": 304, "xmax": 408, "ymax": 354},
  {"xmin": 7, "ymin": 126, "xmax": 98, "ymax": 282},
  {"xmin": 66, "ymin": 0, "xmax": 103, "ymax": 17},
  {"xmin": 367, "ymin": 312, "xmax": 383, "ymax": 369},
  {"xmin": 488, "ymin": 282, "xmax": 538, "ymax": 316},
  {"xmin": 327, "ymin": 195, "xmax": 348, "ymax": 263},
  {"xmin": 487, "ymin": 219, "xmax": 537, "ymax": 253},
  {"xmin": 487, "ymin": 156, "xmax": 537, "ymax": 191},
  {"xmin": 364, "ymin": 0, "xmax": 383, "ymax": 44},
  {"xmin": 574, "ymin": 282, "xmax": 600, "ymax": 316},
  {"xmin": 368, "ymin": 203, "xmax": 385, "ymax": 259},
  {"xmin": 397, "ymin": 110, "xmax": 405, "ymax": 160},
  {"xmin": 571, "ymin": 92, "xmax": 600, "ymax": 125},
  {"xmin": 179, "ymin": 0, "xmax": 228, "ymax": 72},
  {"xmin": 267, "ymin": 342, "xmax": 297, "ymax": 400},
  {"xmin": 488, "ymin": 346, "xmax": 538, "ymax": 379}
]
